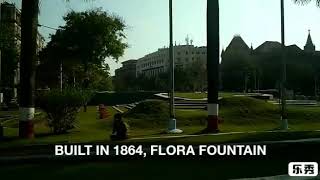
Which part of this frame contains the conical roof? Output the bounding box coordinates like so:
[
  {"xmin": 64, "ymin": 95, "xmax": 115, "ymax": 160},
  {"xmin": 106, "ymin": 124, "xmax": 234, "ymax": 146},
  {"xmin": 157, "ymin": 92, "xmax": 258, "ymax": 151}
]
[
  {"xmin": 306, "ymin": 31, "xmax": 314, "ymax": 46},
  {"xmin": 225, "ymin": 35, "xmax": 250, "ymax": 53},
  {"xmin": 304, "ymin": 30, "xmax": 316, "ymax": 52}
]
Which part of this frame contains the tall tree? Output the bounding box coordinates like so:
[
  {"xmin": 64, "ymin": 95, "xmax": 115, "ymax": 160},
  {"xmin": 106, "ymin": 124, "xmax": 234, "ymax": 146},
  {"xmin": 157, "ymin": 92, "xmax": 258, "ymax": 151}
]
[
  {"xmin": 206, "ymin": 0, "xmax": 220, "ymax": 133},
  {"xmin": 43, "ymin": 9, "xmax": 127, "ymax": 111},
  {"xmin": 19, "ymin": 0, "xmax": 39, "ymax": 138},
  {"xmin": 19, "ymin": 0, "xmax": 93, "ymax": 138}
]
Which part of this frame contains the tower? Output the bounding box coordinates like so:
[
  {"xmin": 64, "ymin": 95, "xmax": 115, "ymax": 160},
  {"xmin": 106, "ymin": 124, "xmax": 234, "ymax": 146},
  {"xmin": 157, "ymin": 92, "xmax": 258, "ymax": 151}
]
[{"xmin": 304, "ymin": 30, "xmax": 316, "ymax": 52}]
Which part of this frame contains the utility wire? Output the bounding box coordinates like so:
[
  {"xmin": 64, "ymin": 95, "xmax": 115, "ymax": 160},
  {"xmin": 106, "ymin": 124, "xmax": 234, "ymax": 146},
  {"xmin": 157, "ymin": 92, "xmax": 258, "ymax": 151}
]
[{"xmin": 38, "ymin": 24, "xmax": 60, "ymax": 31}]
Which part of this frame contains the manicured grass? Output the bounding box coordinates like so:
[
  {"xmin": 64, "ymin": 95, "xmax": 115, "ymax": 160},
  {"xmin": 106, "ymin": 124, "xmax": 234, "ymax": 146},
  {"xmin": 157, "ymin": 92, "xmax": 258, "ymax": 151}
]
[
  {"xmin": 175, "ymin": 92, "xmax": 207, "ymax": 99},
  {"xmin": 1, "ymin": 96, "xmax": 320, "ymax": 148}
]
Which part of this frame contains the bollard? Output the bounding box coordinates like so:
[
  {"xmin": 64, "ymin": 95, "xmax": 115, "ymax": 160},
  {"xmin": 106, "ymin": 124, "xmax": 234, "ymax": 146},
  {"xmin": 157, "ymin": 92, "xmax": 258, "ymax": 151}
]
[
  {"xmin": 99, "ymin": 104, "xmax": 109, "ymax": 119},
  {"xmin": 0, "ymin": 125, "xmax": 3, "ymax": 139}
]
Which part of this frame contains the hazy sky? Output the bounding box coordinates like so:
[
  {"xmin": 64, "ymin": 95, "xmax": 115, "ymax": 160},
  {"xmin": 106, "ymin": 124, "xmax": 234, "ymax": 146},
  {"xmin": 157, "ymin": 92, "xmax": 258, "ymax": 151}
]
[{"xmin": 6, "ymin": 0, "xmax": 320, "ymax": 75}]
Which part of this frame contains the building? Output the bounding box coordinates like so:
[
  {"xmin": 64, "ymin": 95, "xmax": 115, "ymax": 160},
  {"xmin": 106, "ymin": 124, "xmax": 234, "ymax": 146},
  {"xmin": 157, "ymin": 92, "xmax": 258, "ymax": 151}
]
[
  {"xmin": 115, "ymin": 59, "xmax": 137, "ymax": 78},
  {"xmin": 0, "ymin": 2, "xmax": 45, "ymax": 102},
  {"xmin": 136, "ymin": 40, "xmax": 207, "ymax": 77},
  {"xmin": 114, "ymin": 59, "xmax": 137, "ymax": 91},
  {"xmin": 221, "ymin": 31, "xmax": 320, "ymax": 95}
]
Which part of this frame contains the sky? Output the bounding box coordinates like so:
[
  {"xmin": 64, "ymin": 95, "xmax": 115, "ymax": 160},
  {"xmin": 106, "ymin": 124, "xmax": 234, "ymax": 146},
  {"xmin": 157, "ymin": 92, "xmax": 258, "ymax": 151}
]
[{"xmin": 5, "ymin": 0, "xmax": 320, "ymax": 76}]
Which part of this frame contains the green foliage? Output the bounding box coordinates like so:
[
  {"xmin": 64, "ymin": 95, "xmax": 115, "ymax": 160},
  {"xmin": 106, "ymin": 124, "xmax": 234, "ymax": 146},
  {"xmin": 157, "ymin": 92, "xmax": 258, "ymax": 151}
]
[
  {"xmin": 88, "ymin": 64, "xmax": 113, "ymax": 91},
  {"xmin": 124, "ymin": 100, "xmax": 169, "ymax": 128},
  {"xmin": 219, "ymin": 96, "xmax": 278, "ymax": 123},
  {"xmin": 38, "ymin": 8, "xmax": 127, "ymax": 89},
  {"xmin": 37, "ymin": 89, "xmax": 93, "ymax": 134},
  {"xmin": 221, "ymin": 47, "xmax": 320, "ymax": 96}
]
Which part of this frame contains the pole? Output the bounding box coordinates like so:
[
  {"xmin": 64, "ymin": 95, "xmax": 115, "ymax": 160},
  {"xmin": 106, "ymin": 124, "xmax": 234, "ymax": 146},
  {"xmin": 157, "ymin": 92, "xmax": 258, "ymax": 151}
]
[
  {"xmin": 19, "ymin": 0, "xmax": 39, "ymax": 138},
  {"xmin": 280, "ymin": 0, "xmax": 288, "ymax": 130},
  {"xmin": 60, "ymin": 61, "xmax": 63, "ymax": 91},
  {"xmin": 168, "ymin": 0, "xmax": 182, "ymax": 133},
  {"xmin": 206, "ymin": 0, "xmax": 220, "ymax": 133}
]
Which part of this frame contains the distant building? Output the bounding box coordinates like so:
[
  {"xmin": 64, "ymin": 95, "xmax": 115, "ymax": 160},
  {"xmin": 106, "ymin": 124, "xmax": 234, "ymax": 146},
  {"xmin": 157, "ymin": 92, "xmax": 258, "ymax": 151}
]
[
  {"xmin": 221, "ymin": 31, "xmax": 320, "ymax": 95},
  {"xmin": 136, "ymin": 41, "xmax": 207, "ymax": 77},
  {"xmin": 115, "ymin": 59, "xmax": 137, "ymax": 78},
  {"xmin": 0, "ymin": 2, "xmax": 45, "ymax": 101},
  {"xmin": 114, "ymin": 59, "xmax": 137, "ymax": 91}
]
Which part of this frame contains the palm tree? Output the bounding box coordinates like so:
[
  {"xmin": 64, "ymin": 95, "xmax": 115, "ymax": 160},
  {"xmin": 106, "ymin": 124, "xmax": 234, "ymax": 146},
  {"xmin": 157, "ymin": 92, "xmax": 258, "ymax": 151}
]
[
  {"xmin": 19, "ymin": 0, "xmax": 39, "ymax": 138},
  {"xmin": 19, "ymin": 0, "xmax": 90, "ymax": 138},
  {"xmin": 206, "ymin": 0, "xmax": 220, "ymax": 133}
]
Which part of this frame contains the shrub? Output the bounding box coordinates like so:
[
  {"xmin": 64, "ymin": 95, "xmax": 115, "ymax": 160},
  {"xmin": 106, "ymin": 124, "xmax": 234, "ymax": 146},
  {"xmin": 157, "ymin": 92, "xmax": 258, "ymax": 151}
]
[
  {"xmin": 37, "ymin": 88, "xmax": 92, "ymax": 134},
  {"xmin": 124, "ymin": 100, "xmax": 169, "ymax": 128}
]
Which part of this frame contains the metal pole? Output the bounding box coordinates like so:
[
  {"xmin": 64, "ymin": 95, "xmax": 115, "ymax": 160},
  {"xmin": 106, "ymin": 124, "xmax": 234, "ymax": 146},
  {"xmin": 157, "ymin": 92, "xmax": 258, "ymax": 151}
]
[
  {"xmin": 169, "ymin": 0, "xmax": 174, "ymax": 121},
  {"xmin": 60, "ymin": 62, "xmax": 63, "ymax": 91},
  {"xmin": 168, "ymin": 0, "xmax": 181, "ymax": 133},
  {"xmin": 280, "ymin": 0, "xmax": 288, "ymax": 130}
]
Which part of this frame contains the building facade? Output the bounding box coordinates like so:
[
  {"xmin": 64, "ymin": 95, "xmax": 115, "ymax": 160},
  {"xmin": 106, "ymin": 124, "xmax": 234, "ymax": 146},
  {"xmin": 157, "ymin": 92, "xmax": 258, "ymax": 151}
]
[
  {"xmin": 114, "ymin": 59, "xmax": 137, "ymax": 91},
  {"xmin": 0, "ymin": 2, "xmax": 45, "ymax": 102},
  {"xmin": 221, "ymin": 31, "xmax": 320, "ymax": 95},
  {"xmin": 115, "ymin": 59, "xmax": 137, "ymax": 78},
  {"xmin": 136, "ymin": 43, "xmax": 207, "ymax": 77}
]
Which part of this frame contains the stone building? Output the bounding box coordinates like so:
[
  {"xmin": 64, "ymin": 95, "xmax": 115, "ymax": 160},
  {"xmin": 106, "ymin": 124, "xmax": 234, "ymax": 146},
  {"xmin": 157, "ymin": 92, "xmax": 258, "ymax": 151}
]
[
  {"xmin": 0, "ymin": 2, "xmax": 45, "ymax": 102},
  {"xmin": 221, "ymin": 31, "xmax": 320, "ymax": 96},
  {"xmin": 136, "ymin": 39, "xmax": 207, "ymax": 77}
]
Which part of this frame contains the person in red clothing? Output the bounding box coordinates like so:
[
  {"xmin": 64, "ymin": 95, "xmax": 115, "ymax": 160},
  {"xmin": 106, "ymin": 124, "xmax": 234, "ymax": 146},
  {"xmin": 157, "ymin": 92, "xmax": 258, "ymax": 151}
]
[{"xmin": 110, "ymin": 113, "xmax": 128, "ymax": 141}]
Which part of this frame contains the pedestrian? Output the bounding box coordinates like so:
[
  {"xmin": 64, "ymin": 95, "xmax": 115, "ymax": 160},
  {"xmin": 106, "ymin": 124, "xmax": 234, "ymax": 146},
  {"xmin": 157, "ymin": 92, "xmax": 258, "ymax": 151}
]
[{"xmin": 110, "ymin": 113, "xmax": 128, "ymax": 141}]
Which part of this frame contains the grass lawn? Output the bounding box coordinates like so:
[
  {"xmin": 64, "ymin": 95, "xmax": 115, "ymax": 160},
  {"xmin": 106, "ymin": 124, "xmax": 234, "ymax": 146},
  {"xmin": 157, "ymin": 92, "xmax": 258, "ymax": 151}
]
[{"xmin": 1, "ymin": 96, "xmax": 320, "ymax": 148}]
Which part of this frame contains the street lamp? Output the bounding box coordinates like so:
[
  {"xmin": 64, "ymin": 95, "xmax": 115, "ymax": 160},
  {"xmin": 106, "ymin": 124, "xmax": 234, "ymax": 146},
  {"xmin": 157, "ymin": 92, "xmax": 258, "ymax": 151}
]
[
  {"xmin": 280, "ymin": 0, "xmax": 288, "ymax": 130},
  {"xmin": 168, "ymin": 0, "xmax": 182, "ymax": 134}
]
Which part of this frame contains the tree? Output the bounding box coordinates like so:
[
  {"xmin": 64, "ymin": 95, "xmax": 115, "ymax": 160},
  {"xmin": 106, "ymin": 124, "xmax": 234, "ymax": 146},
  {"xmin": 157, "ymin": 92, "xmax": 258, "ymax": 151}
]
[
  {"xmin": 206, "ymin": 0, "xmax": 220, "ymax": 133},
  {"xmin": 293, "ymin": 0, "xmax": 320, "ymax": 6},
  {"xmin": 48, "ymin": 9, "xmax": 127, "ymax": 111},
  {"xmin": 60, "ymin": 9, "xmax": 127, "ymax": 84}
]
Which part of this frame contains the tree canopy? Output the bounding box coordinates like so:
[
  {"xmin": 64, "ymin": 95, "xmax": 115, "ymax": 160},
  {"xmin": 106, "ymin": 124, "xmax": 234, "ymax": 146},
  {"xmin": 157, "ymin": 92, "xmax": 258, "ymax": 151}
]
[{"xmin": 39, "ymin": 8, "xmax": 127, "ymax": 90}]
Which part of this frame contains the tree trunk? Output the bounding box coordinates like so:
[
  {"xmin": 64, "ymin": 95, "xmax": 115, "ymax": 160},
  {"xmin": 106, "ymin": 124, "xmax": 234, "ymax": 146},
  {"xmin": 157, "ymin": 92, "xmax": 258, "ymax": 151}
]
[
  {"xmin": 83, "ymin": 63, "xmax": 89, "ymax": 112},
  {"xmin": 206, "ymin": 0, "xmax": 220, "ymax": 133},
  {"xmin": 19, "ymin": 0, "xmax": 39, "ymax": 138}
]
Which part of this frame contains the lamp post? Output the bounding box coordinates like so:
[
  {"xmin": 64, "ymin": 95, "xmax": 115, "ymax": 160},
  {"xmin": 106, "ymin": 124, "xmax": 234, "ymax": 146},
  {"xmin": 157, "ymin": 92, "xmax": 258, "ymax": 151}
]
[
  {"xmin": 168, "ymin": 0, "xmax": 182, "ymax": 134},
  {"xmin": 280, "ymin": 0, "xmax": 288, "ymax": 130}
]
